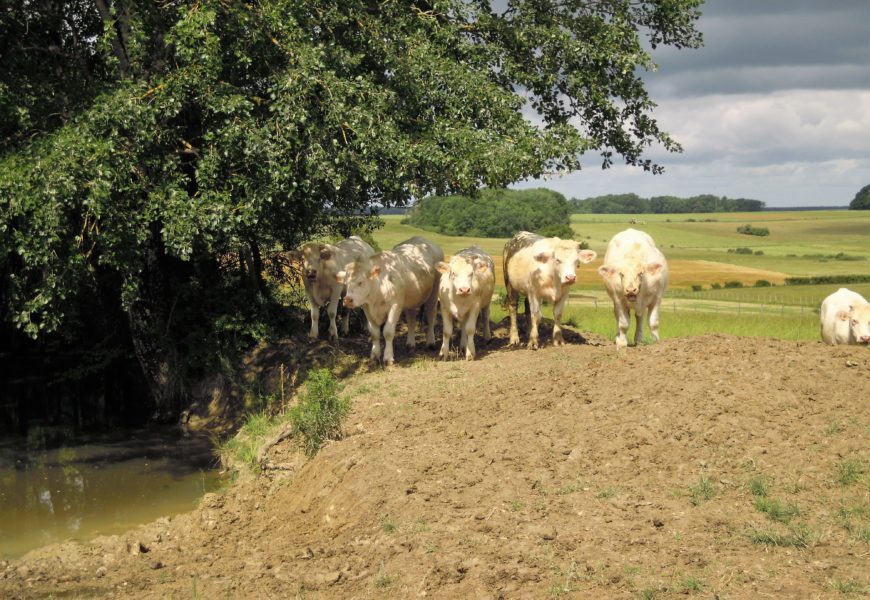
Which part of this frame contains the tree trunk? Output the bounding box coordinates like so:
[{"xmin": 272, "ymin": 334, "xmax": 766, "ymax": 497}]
[{"xmin": 94, "ymin": 0, "xmax": 130, "ymax": 76}]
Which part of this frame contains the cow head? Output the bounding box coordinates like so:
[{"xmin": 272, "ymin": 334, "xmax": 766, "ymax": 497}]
[
  {"xmin": 438, "ymin": 255, "xmax": 489, "ymax": 297},
  {"xmin": 536, "ymin": 240, "xmax": 597, "ymax": 286},
  {"xmin": 598, "ymin": 261, "xmax": 663, "ymax": 301},
  {"xmin": 839, "ymin": 302, "xmax": 870, "ymax": 344},
  {"xmin": 337, "ymin": 257, "xmax": 380, "ymax": 308},
  {"xmin": 295, "ymin": 242, "xmax": 335, "ymax": 281}
]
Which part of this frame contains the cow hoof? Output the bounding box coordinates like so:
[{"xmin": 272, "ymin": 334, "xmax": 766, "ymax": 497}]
[{"xmin": 527, "ymin": 342, "xmax": 539, "ymax": 351}]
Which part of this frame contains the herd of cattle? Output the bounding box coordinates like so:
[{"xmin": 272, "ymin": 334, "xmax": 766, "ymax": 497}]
[{"xmin": 290, "ymin": 229, "xmax": 870, "ymax": 365}]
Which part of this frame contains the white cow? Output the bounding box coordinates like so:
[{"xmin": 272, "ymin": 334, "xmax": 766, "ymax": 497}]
[
  {"xmin": 819, "ymin": 288, "xmax": 870, "ymax": 346},
  {"xmin": 436, "ymin": 246, "xmax": 495, "ymax": 361},
  {"xmin": 598, "ymin": 228, "xmax": 668, "ymax": 348},
  {"xmin": 338, "ymin": 236, "xmax": 443, "ymax": 365},
  {"xmin": 290, "ymin": 236, "xmax": 375, "ymax": 340},
  {"xmin": 503, "ymin": 232, "xmax": 597, "ymax": 349}
]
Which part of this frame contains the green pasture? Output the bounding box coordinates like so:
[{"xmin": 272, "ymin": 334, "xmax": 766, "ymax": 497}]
[
  {"xmin": 486, "ymin": 300, "xmax": 819, "ymax": 343},
  {"xmin": 570, "ymin": 211, "xmax": 870, "ymax": 278},
  {"xmin": 369, "ymin": 211, "xmax": 869, "ymax": 342}
]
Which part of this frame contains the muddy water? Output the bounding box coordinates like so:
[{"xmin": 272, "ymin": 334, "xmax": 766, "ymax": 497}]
[{"xmin": 0, "ymin": 429, "xmax": 223, "ymax": 559}]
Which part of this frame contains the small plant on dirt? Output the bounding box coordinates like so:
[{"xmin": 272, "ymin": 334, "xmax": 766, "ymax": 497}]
[
  {"xmin": 835, "ymin": 460, "xmax": 865, "ymax": 486},
  {"xmin": 836, "ymin": 503, "xmax": 870, "ymax": 541},
  {"xmin": 374, "ymin": 563, "xmax": 399, "ymax": 590},
  {"xmin": 217, "ymin": 405, "xmax": 279, "ymax": 474},
  {"xmin": 554, "ymin": 482, "xmax": 584, "ymax": 496},
  {"xmin": 597, "ymin": 486, "xmax": 618, "ymax": 499},
  {"xmin": 510, "ymin": 500, "xmax": 525, "ymax": 512},
  {"xmin": 748, "ymin": 475, "xmax": 770, "ymax": 497},
  {"xmin": 688, "ymin": 477, "xmax": 716, "ymax": 506},
  {"xmin": 754, "ymin": 497, "xmax": 800, "ymax": 523},
  {"xmin": 290, "ymin": 369, "xmax": 350, "ymax": 458},
  {"xmin": 828, "ymin": 578, "xmax": 867, "ymax": 595},
  {"xmin": 639, "ymin": 587, "xmax": 660, "ymax": 600},
  {"xmin": 678, "ymin": 575, "xmax": 705, "ymax": 594},
  {"xmin": 549, "ymin": 562, "xmax": 578, "ymax": 598},
  {"xmin": 747, "ymin": 523, "xmax": 816, "ymax": 548},
  {"xmin": 825, "ymin": 421, "xmax": 847, "ymax": 436},
  {"xmin": 382, "ymin": 516, "xmax": 398, "ymax": 534}
]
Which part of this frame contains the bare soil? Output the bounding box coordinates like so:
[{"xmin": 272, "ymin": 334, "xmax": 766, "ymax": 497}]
[{"xmin": 3, "ymin": 321, "xmax": 870, "ymax": 599}]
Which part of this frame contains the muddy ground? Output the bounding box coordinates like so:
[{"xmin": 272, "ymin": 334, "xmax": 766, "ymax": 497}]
[{"xmin": 2, "ymin": 320, "xmax": 869, "ymax": 599}]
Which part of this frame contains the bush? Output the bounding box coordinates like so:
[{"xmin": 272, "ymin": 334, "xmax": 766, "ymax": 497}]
[
  {"xmin": 711, "ymin": 282, "xmax": 722, "ymax": 290},
  {"xmin": 785, "ymin": 275, "xmax": 870, "ymax": 285},
  {"xmin": 754, "ymin": 280, "xmax": 772, "ymax": 287},
  {"xmin": 737, "ymin": 224, "xmax": 770, "ymax": 236},
  {"xmin": 290, "ymin": 369, "xmax": 350, "ymax": 458},
  {"xmin": 691, "ymin": 284, "xmax": 703, "ymax": 292},
  {"xmin": 724, "ymin": 281, "xmax": 744, "ymax": 288},
  {"xmin": 729, "ymin": 247, "xmax": 753, "ymax": 255},
  {"xmin": 754, "ymin": 250, "xmax": 764, "ymax": 255},
  {"xmin": 537, "ymin": 223, "xmax": 576, "ymax": 239}
]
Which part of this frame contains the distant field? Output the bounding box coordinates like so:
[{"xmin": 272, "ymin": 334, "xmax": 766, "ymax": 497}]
[{"xmin": 370, "ymin": 211, "xmax": 870, "ymax": 342}]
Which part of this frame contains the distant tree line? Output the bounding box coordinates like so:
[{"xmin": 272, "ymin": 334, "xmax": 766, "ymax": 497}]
[
  {"xmin": 403, "ymin": 188, "xmax": 575, "ymax": 238},
  {"xmin": 571, "ymin": 193, "xmax": 764, "ymax": 213}
]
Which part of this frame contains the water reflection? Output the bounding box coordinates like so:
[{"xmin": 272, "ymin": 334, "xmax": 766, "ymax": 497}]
[{"xmin": 0, "ymin": 429, "xmax": 223, "ymax": 559}]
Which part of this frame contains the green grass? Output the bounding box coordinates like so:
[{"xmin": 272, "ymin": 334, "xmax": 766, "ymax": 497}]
[
  {"xmin": 747, "ymin": 523, "xmax": 816, "ymax": 548},
  {"xmin": 748, "ymin": 476, "xmax": 771, "ymax": 497},
  {"xmin": 754, "ymin": 497, "xmax": 800, "ymax": 523},
  {"xmin": 835, "ymin": 460, "xmax": 866, "ymax": 487}
]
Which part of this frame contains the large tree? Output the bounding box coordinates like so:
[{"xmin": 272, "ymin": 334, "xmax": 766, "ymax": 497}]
[{"xmin": 1, "ymin": 0, "xmax": 703, "ymax": 417}]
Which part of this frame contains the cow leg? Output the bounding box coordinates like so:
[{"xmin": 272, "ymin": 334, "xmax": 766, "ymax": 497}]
[
  {"xmin": 524, "ymin": 296, "xmax": 531, "ymax": 333},
  {"xmin": 364, "ymin": 308, "xmax": 382, "ymax": 363},
  {"xmin": 308, "ymin": 298, "xmax": 320, "ymax": 340},
  {"xmin": 327, "ymin": 291, "xmax": 341, "ymax": 341},
  {"xmin": 614, "ymin": 301, "xmax": 630, "ymax": 348},
  {"xmin": 439, "ymin": 307, "xmax": 453, "ymax": 361},
  {"xmin": 423, "ymin": 286, "xmax": 439, "ymax": 348},
  {"xmin": 507, "ymin": 286, "xmax": 521, "ymax": 346},
  {"xmin": 648, "ymin": 299, "xmax": 662, "ymax": 342},
  {"xmin": 481, "ymin": 304, "xmax": 492, "ymax": 342},
  {"xmin": 527, "ymin": 295, "xmax": 542, "ymax": 350},
  {"xmin": 404, "ymin": 308, "xmax": 418, "ymax": 349},
  {"xmin": 552, "ymin": 293, "xmax": 569, "ymax": 346},
  {"xmin": 633, "ymin": 303, "xmax": 647, "ymax": 345},
  {"xmin": 463, "ymin": 307, "xmax": 480, "ymax": 360},
  {"xmin": 383, "ymin": 304, "xmax": 404, "ymax": 366}
]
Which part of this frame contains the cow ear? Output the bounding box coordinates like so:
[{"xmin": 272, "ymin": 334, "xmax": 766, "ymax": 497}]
[
  {"xmin": 598, "ymin": 265, "xmax": 616, "ymax": 279},
  {"xmin": 335, "ymin": 271, "xmax": 346, "ymax": 284},
  {"xmin": 319, "ymin": 249, "xmax": 332, "ymax": 260},
  {"xmin": 534, "ymin": 251, "xmax": 552, "ymax": 263},
  {"xmin": 368, "ymin": 265, "xmax": 381, "ymax": 279},
  {"xmin": 646, "ymin": 262, "xmax": 664, "ymax": 276},
  {"xmin": 578, "ymin": 249, "xmax": 597, "ymax": 264},
  {"xmin": 436, "ymin": 261, "xmax": 450, "ymax": 274},
  {"xmin": 287, "ymin": 250, "xmax": 301, "ymax": 261},
  {"xmin": 836, "ymin": 310, "xmax": 850, "ymax": 321},
  {"xmin": 476, "ymin": 261, "xmax": 489, "ymax": 273}
]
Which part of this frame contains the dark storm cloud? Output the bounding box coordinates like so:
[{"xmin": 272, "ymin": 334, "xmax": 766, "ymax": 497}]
[{"xmin": 646, "ymin": 0, "xmax": 870, "ymax": 97}]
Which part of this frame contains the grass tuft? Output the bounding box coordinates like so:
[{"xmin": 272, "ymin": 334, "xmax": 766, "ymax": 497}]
[
  {"xmin": 688, "ymin": 477, "xmax": 716, "ymax": 506},
  {"xmin": 754, "ymin": 497, "xmax": 800, "ymax": 523},
  {"xmin": 835, "ymin": 460, "xmax": 865, "ymax": 487},
  {"xmin": 748, "ymin": 475, "xmax": 770, "ymax": 497},
  {"xmin": 747, "ymin": 523, "xmax": 816, "ymax": 548},
  {"xmin": 290, "ymin": 369, "xmax": 350, "ymax": 458}
]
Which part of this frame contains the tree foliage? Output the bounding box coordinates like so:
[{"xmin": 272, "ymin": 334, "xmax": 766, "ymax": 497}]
[
  {"xmin": 571, "ymin": 193, "xmax": 764, "ymax": 213},
  {"xmin": 849, "ymin": 184, "xmax": 870, "ymax": 210},
  {"xmin": 0, "ymin": 0, "xmax": 704, "ymax": 420},
  {"xmin": 403, "ymin": 188, "xmax": 574, "ymax": 238}
]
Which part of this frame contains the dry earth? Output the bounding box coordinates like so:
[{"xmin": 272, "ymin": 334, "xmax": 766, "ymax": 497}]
[{"xmin": 2, "ymin": 322, "xmax": 870, "ymax": 599}]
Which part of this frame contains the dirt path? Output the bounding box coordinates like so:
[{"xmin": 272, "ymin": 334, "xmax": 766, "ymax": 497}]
[{"xmin": 2, "ymin": 326, "xmax": 869, "ymax": 599}]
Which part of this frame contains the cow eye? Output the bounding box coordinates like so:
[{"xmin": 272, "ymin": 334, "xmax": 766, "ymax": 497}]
[{"xmin": 555, "ymin": 259, "xmax": 562, "ymax": 264}]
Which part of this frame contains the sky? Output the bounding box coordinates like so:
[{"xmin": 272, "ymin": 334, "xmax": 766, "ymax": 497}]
[{"xmin": 512, "ymin": 0, "xmax": 870, "ymax": 208}]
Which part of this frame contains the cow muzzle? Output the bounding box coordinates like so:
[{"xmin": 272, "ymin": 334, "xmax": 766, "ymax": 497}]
[
  {"xmin": 457, "ymin": 287, "xmax": 471, "ymax": 296},
  {"xmin": 305, "ymin": 270, "xmax": 317, "ymax": 280},
  {"xmin": 343, "ymin": 297, "xmax": 354, "ymax": 308},
  {"xmin": 563, "ymin": 274, "xmax": 576, "ymax": 284},
  {"xmin": 860, "ymin": 335, "xmax": 870, "ymax": 344}
]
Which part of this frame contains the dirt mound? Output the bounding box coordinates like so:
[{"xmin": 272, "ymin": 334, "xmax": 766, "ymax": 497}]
[{"xmin": 3, "ymin": 330, "xmax": 870, "ymax": 599}]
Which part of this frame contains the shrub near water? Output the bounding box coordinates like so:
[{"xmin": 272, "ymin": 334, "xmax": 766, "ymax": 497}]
[{"xmin": 290, "ymin": 369, "xmax": 350, "ymax": 458}]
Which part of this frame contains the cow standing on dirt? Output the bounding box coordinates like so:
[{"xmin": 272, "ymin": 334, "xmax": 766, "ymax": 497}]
[
  {"xmin": 436, "ymin": 246, "xmax": 495, "ymax": 361},
  {"xmin": 503, "ymin": 232, "xmax": 597, "ymax": 350},
  {"xmin": 338, "ymin": 236, "xmax": 443, "ymax": 366},
  {"xmin": 290, "ymin": 236, "xmax": 376, "ymax": 341},
  {"xmin": 819, "ymin": 288, "xmax": 870, "ymax": 346},
  {"xmin": 598, "ymin": 228, "xmax": 668, "ymax": 348}
]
